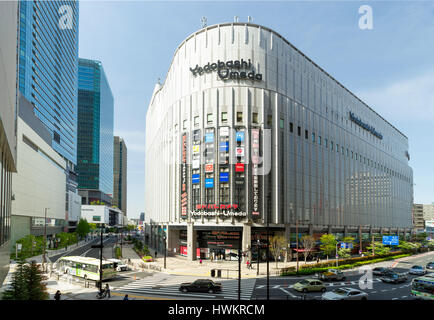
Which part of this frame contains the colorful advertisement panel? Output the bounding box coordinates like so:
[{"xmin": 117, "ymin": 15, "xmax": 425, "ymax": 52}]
[{"xmin": 180, "ymin": 133, "xmax": 188, "ymax": 218}]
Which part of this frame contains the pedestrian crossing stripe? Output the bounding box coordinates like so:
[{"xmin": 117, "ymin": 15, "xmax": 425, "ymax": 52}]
[{"xmin": 115, "ymin": 276, "xmax": 256, "ymax": 300}]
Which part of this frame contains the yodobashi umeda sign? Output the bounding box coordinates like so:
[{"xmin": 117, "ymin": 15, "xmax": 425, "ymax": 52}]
[
  {"xmin": 191, "ymin": 211, "xmax": 248, "ymax": 218},
  {"xmin": 190, "ymin": 59, "xmax": 263, "ymax": 81}
]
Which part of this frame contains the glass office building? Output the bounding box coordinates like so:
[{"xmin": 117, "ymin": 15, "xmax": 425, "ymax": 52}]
[
  {"xmin": 77, "ymin": 58, "xmax": 114, "ymax": 202},
  {"xmin": 18, "ymin": 0, "xmax": 79, "ymax": 165},
  {"xmin": 113, "ymin": 136, "xmax": 127, "ymax": 216},
  {"xmin": 144, "ymin": 23, "xmax": 414, "ymax": 261}
]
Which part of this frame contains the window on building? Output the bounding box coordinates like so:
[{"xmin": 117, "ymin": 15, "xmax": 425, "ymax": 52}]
[
  {"xmin": 290, "ymin": 122, "xmax": 293, "ymax": 133},
  {"xmin": 319, "ymin": 136, "xmax": 322, "ymax": 145},
  {"xmin": 252, "ymin": 112, "xmax": 258, "ymax": 124},
  {"xmin": 194, "ymin": 116, "xmax": 199, "ymax": 127},
  {"xmin": 280, "ymin": 118, "xmax": 284, "ymax": 129},
  {"xmin": 183, "ymin": 119, "xmax": 187, "ymax": 129},
  {"xmin": 311, "ymin": 132, "xmax": 315, "ymax": 142},
  {"xmin": 297, "ymin": 126, "xmax": 301, "ymax": 136},
  {"xmin": 267, "ymin": 115, "xmax": 272, "ymax": 126},
  {"xmin": 237, "ymin": 112, "xmax": 243, "ymax": 122},
  {"xmin": 325, "ymin": 139, "xmax": 328, "ymax": 148},
  {"xmin": 305, "ymin": 130, "xmax": 309, "ymax": 139},
  {"xmin": 207, "ymin": 113, "xmax": 213, "ymax": 124},
  {"xmin": 221, "ymin": 112, "xmax": 228, "ymax": 123}
]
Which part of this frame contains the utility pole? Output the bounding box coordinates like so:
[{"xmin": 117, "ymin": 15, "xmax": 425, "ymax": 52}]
[
  {"xmin": 43, "ymin": 208, "xmax": 49, "ymax": 273},
  {"xmin": 266, "ymin": 214, "xmax": 270, "ymax": 300},
  {"xmin": 163, "ymin": 233, "xmax": 167, "ymax": 269},
  {"xmin": 238, "ymin": 230, "xmax": 242, "ymax": 300},
  {"xmin": 91, "ymin": 224, "xmax": 104, "ymax": 293},
  {"xmin": 296, "ymin": 219, "xmax": 299, "ymax": 273},
  {"xmin": 256, "ymin": 239, "xmax": 260, "ymax": 276}
]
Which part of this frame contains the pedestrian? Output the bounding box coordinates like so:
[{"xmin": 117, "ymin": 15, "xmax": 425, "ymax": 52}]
[
  {"xmin": 246, "ymin": 260, "xmax": 250, "ymax": 269},
  {"xmin": 316, "ymin": 256, "xmax": 320, "ymax": 264},
  {"xmin": 54, "ymin": 290, "xmax": 61, "ymax": 301},
  {"xmin": 105, "ymin": 284, "xmax": 111, "ymax": 298},
  {"xmin": 155, "ymin": 251, "xmax": 157, "ymax": 258},
  {"xmin": 199, "ymin": 258, "xmax": 202, "ymax": 265},
  {"xmin": 210, "ymin": 255, "xmax": 214, "ymax": 263},
  {"xmin": 123, "ymin": 294, "xmax": 129, "ymax": 300}
]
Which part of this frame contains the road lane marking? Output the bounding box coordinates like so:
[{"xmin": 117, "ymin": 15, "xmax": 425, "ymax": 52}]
[
  {"xmin": 279, "ymin": 287, "xmax": 296, "ymax": 298},
  {"xmin": 272, "ymin": 285, "xmax": 280, "ymax": 289}
]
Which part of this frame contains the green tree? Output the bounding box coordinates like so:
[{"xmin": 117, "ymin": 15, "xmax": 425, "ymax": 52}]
[
  {"xmin": 76, "ymin": 218, "xmax": 90, "ymax": 239},
  {"xmin": 319, "ymin": 234, "xmax": 337, "ymax": 260},
  {"xmin": 337, "ymin": 248, "xmax": 351, "ymax": 258},
  {"xmin": 367, "ymin": 242, "xmax": 391, "ymax": 255},
  {"xmin": 2, "ymin": 258, "xmax": 28, "ymax": 300},
  {"xmin": 269, "ymin": 235, "xmax": 286, "ymax": 268},
  {"xmin": 126, "ymin": 224, "xmax": 136, "ymax": 232},
  {"xmin": 2, "ymin": 260, "xmax": 48, "ymax": 300},
  {"xmin": 398, "ymin": 241, "xmax": 420, "ymax": 253}
]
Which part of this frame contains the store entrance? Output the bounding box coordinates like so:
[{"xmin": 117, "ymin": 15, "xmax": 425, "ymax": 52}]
[{"xmin": 210, "ymin": 248, "xmax": 226, "ymax": 260}]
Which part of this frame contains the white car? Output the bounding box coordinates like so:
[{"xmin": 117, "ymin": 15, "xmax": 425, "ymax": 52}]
[
  {"xmin": 108, "ymin": 259, "xmax": 128, "ymax": 271},
  {"xmin": 409, "ymin": 265, "xmax": 426, "ymax": 275},
  {"xmin": 322, "ymin": 287, "xmax": 368, "ymax": 300}
]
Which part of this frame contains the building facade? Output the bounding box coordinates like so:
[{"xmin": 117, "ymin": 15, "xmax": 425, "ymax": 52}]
[
  {"xmin": 144, "ymin": 23, "xmax": 413, "ymax": 261},
  {"xmin": 412, "ymin": 204, "xmax": 425, "ymax": 233},
  {"xmin": 81, "ymin": 205, "xmax": 122, "ymax": 227},
  {"xmin": 11, "ymin": 95, "xmax": 68, "ymax": 247},
  {"xmin": 423, "ymin": 204, "xmax": 434, "ymax": 222},
  {"xmin": 0, "ymin": 0, "xmax": 19, "ymax": 285},
  {"xmin": 113, "ymin": 136, "xmax": 127, "ymax": 216},
  {"xmin": 77, "ymin": 58, "xmax": 114, "ymax": 205}
]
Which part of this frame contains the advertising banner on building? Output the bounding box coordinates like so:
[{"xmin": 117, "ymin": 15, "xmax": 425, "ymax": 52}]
[
  {"xmin": 220, "ymin": 172, "xmax": 229, "ymax": 183},
  {"xmin": 251, "ymin": 128, "xmax": 261, "ymax": 216},
  {"xmin": 180, "ymin": 133, "xmax": 188, "ymax": 218},
  {"xmin": 205, "ymin": 178, "xmax": 214, "ymax": 188}
]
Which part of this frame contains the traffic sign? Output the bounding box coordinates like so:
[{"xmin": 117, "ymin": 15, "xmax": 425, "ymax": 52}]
[{"xmin": 382, "ymin": 236, "xmax": 399, "ymax": 245}]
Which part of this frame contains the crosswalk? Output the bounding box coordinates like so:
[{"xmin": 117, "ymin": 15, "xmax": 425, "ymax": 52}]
[{"xmin": 114, "ymin": 273, "xmax": 256, "ymax": 300}]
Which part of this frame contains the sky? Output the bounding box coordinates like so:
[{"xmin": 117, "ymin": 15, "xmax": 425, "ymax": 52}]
[{"xmin": 78, "ymin": 0, "xmax": 434, "ymax": 219}]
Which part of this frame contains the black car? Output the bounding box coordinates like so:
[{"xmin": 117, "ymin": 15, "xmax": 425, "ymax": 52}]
[
  {"xmin": 179, "ymin": 279, "xmax": 222, "ymax": 294},
  {"xmin": 380, "ymin": 271, "xmax": 407, "ymax": 284},
  {"xmin": 372, "ymin": 267, "xmax": 389, "ymax": 276},
  {"xmin": 426, "ymin": 262, "xmax": 434, "ymax": 270}
]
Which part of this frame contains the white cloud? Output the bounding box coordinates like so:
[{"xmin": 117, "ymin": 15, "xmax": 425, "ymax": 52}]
[{"xmin": 357, "ymin": 72, "xmax": 434, "ymax": 123}]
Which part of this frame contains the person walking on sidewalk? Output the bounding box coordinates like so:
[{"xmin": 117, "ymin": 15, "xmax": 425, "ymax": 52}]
[
  {"xmin": 246, "ymin": 260, "xmax": 251, "ymax": 269},
  {"xmin": 123, "ymin": 294, "xmax": 129, "ymax": 300},
  {"xmin": 105, "ymin": 284, "xmax": 111, "ymax": 298},
  {"xmin": 54, "ymin": 290, "xmax": 61, "ymax": 301}
]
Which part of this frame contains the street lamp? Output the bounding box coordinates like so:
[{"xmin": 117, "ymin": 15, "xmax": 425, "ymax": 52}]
[
  {"xmin": 256, "ymin": 239, "xmax": 260, "ymax": 276},
  {"xmin": 163, "ymin": 233, "xmax": 167, "ymax": 269},
  {"xmin": 42, "ymin": 208, "xmax": 49, "ymax": 273}
]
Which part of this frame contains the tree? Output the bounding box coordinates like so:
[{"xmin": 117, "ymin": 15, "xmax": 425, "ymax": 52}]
[
  {"xmin": 337, "ymin": 248, "xmax": 351, "ymax": 258},
  {"xmin": 398, "ymin": 241, "xmax": 420, "ymax": 253},
  {"xmin": 367, "ymin": 242, "xmax": 391, "ymax": 255},
  {"xmin": 319, "ymin": 234, "xmax": 337, "ymax": 260},
  {"xmin": 2, "ymin": 258, "xmax": 28, "ymax": 300},
  {"xmin": 76, "ymin": 218, "xmax": 90, "ymax": 239},
  {"xmin": 269, "ymin": 235, "xmax": 286, "ymax": 268},
  {"xmin": 2, "ymin": 260, "xmax": 48, "ymax": 300},
  {"xmin": 300, "ymin": 235, "xmax": 316, "ymax": 264}
]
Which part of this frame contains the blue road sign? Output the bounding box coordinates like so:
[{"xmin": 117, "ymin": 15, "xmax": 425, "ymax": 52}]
[{"xmin": 382, "ymin": 236, "xmax": 399, "ymax": 245}]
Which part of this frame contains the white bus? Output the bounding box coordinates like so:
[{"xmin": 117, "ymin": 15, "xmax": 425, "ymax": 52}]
[
  {"xmin": 411, "ymin": 275, "xmax": 434, "ymax": 300},
  {"xmin": 58, "ymin": 256, "xmax": 117, "ymax": 281}
]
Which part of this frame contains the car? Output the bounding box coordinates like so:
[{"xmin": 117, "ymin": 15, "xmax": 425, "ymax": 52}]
[
  {"xmin": 426, "ymin": 262, "xmax": 434, "ymax": 270},
  {"xmin": 179, "ymin": 279, "xmax": 222, "ymax": 294},
  {"xmin": 322, "ymin": 287, "xmax": 368, "ymax": 300},
  {"xmin": 372, "ymin": 267, "xmax": 389, "ymax": 276},
  {"xmin": 293, "ymin": 279, "xmax": 327, "ymax": 293},
  {"xmin": 108, "ymin": 259, "xmax": 128, "ymax": 271},
  {"xmin": 318, "ymin": 269, "xmax": 346, "ymax": 281},
  {"xmin": 409, "ymin": 265, "xmax": 426, "ymax": 275},
  {"xmin": 380, "ymin": 271, "xmax": 407, "ymax": 284}
]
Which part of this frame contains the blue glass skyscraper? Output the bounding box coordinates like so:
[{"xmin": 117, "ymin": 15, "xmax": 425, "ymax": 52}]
[
  {"xmin": 77, "ymin": 58, "xmax": 114, "ymax": 203},
  {"xmin": 18, "ymin": 0, "xmax": 79, "ymax": 168}
]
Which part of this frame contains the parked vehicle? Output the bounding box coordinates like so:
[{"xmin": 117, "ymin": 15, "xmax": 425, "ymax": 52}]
[
  {"xmin": 409, "ymin": 265, "xmax": 426, "ymax": 275},
  {"xmin": 426, "ymin": 262, "xmax": 434, "ymax": 270},
  {"xmin": 322, "ymin": 287, "xmax": 368, "ymax": 300},
  {"xmin": 293, "ymin": 279, "xmax": 326, "ymax": 293},
  {"xmin": 380, "ymin": 271, "xmax": 408, "ymax": 284},
  {"xmin": 318, "ymin": 269, "xmax": 346, "ymax": 281},
  {"xmin": 179, "ymin": 279, "xmax": 222, "ymax": 293},
  {"xmin": 372, "ymin": 267, "xmax": 389, "ymax": 276}
]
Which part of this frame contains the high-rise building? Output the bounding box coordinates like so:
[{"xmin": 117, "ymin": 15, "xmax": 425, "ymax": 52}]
[
  {"xmin": 17, "ymin": 0, "xmax": 80, "ymax": 234},
  {"xmin": 145, "ymin": 23, "xmax": 413, "ymax": 261},
  {"xmin": 77, "ymin": 58, "xmax": 114, "ymax": 205},
  {"xmin": 423, "ymin": 204, "xmax": 434, "ymax": 221},
  {"xmin": 413, "ymin": 204, "xmax": 425, "ymax": 233},
  {"xmin": 18, "ymin": 0, "xmax": 79, "ymax": 167},
  {"xmin": 113, "ymin": 136, "xmax": 127, "ymax": 216},
  {"xmin": 139, "ymin": 212, "xmax": 145, "ymax": 222},
  {"xmin": 0, "ymin": 0, "xmax": 18, "ymax": 285}
]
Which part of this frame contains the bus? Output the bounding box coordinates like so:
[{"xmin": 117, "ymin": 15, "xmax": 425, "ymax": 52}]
[
  {"xmin": 410, "ymin": 274, "xmax": 434, "ymax": 300},
  {"xmin": 57, "ymin": 256, "xmax": 117, "ymax": 281}
]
